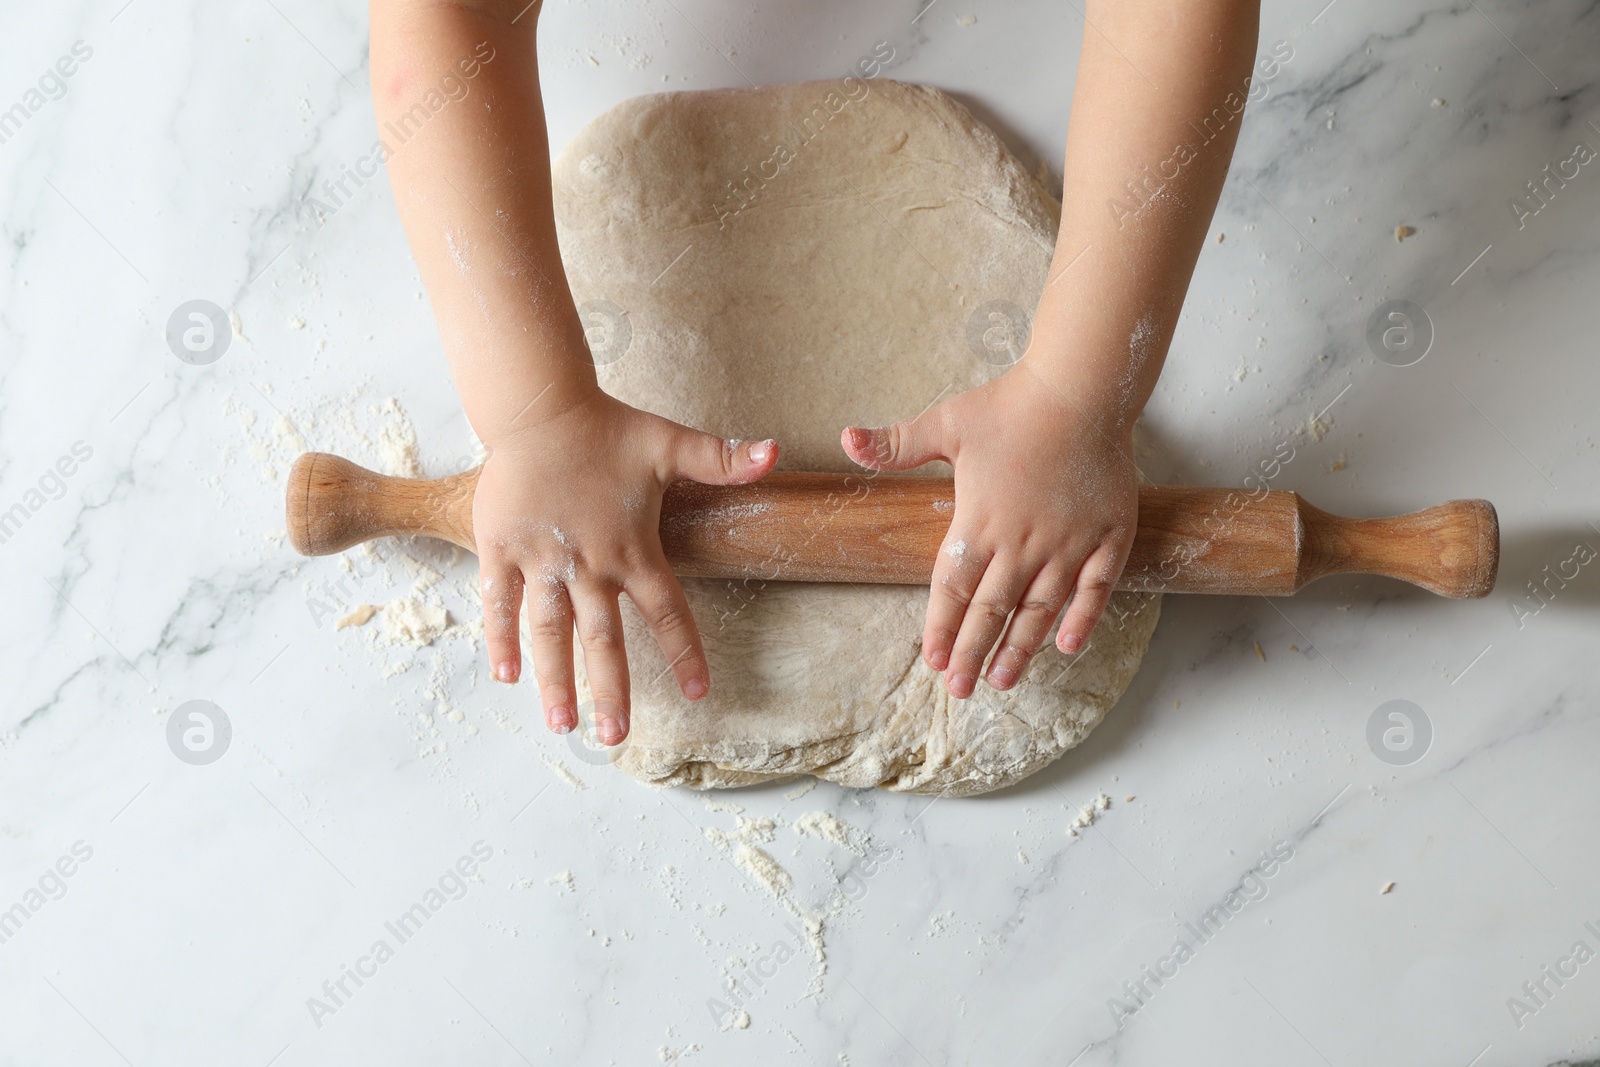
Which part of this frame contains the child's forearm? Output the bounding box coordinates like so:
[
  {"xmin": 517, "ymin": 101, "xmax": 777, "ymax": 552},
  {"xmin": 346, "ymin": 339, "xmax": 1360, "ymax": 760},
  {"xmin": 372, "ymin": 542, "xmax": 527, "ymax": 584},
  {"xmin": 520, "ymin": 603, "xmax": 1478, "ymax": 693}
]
[
  {"xmin": 370, "ymin": 0, "xmax": 592, "ymax": 447},
  {"xmin": 1030, "ymin": 0, "xmax": 1261, "ymax": 427}
]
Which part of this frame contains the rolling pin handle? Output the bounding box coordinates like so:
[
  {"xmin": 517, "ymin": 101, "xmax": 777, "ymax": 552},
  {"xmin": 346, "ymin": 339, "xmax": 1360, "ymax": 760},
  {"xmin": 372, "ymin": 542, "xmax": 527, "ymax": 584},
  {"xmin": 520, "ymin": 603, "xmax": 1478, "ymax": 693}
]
[
  {"xmin": 286, "ymin": 453, "xmax": 479, "ymax": 557},
  {"xmin": 1298, "ymin": 497, "xmax": 1499, "ymax": 599}
]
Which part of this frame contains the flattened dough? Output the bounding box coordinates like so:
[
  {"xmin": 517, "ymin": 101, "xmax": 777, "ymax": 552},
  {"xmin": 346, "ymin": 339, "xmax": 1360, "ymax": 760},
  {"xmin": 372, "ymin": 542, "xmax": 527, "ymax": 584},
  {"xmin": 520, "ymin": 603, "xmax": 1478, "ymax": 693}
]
[{"xmin": 553, "ymin": 79, "xmax": 1160, "ymax": 796}]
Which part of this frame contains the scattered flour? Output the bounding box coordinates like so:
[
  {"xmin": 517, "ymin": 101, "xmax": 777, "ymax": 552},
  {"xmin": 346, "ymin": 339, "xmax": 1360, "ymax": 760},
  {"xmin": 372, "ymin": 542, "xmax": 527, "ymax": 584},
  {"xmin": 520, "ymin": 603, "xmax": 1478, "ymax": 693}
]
[
  {"xmin": 1300, "ymin": 409, "xmax": 1332, "ymax": 442},
  {"xmin": 700, "ymin": 809, "xmax": 824, "ymax": 982},
  {"xmin": 703, "ymin": 813, "xmax": 778, "ymax": 851},
  {"xmin": 736, "ymin": 816, "xmax": 777, "ymax": 843},
  {"xmin": 600, "ymin": 32, "xmax": 654, "ymax": 72},
  {"xmin": 383, "ymin": 597, "xmax": 450, "ymax": 647},
  {"xmin": 793, "ymin": 811, "xmax": 862, "ymax": 855},
  {"xmin": 271, "ymin": 413, "xmax": 306, "ymax": 455},
  {"xmin": 736, "ymin": 843, "xmax": 792, "ymax": 897},
  {"xmin": 542, "ymin": 753, "xmax": 587, "ymax": 791},
  {"xmin": 403, "ymin": 556, "xmax": 444, "ymax": 594},
  {"xmin": 1068, "ymin": 792, "xmax": 1113, "ymax": 837},
  {"xmin": 375, "ymin": 397, "xmax": 424, "ymax": 477}
]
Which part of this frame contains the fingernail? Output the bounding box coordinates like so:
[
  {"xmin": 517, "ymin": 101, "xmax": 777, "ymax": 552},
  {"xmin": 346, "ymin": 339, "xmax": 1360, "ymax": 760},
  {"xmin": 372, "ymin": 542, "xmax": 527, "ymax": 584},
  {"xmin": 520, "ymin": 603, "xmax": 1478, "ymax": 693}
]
[
  {"xmin": 548, "ymin": 705, "xmax": 574, "ymax": 733},
  {"xmin": 947, "ymin": 673, "xmax": 973, "ymax": 698},
  {"xmin": 683, "ymin": 678, "xmax": 708, "ymax": 700},
  {"xmin": 988, "ymin": 666, "xmax": 1018, "ymax": 690},
  {"xmin": 844, "ymin": 427, "xmax": 872, "ymax": 452},
  {"xmin": 493, "ymin": 662, "xmax": 514, "ymax": 683},
  {"xmin": 598, "ymin": 716, "xmax": 626, "ymax": 746},
  {"xmin": 747, "ymin": 439, "xmax": 775, "ymax": 465},
  {"xmin": 928, "ymin": 649, "xmax": 949, "ymax": 671},
  {"xmin": 1060, "ymin": 634, "xmax": 1082, "ymax": 654}
]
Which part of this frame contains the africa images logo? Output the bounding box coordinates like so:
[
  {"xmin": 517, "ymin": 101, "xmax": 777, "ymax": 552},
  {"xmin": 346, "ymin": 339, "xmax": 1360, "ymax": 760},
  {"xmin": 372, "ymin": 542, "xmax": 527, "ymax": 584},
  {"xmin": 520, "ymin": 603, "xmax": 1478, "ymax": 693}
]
[
  {"xmin": 306, "ymin": 841, "xmax": 495, "ymax": 1028},
  {"xmin": 1105, "ymin": 841, "xmax": 1295, "ymax": 1029}
]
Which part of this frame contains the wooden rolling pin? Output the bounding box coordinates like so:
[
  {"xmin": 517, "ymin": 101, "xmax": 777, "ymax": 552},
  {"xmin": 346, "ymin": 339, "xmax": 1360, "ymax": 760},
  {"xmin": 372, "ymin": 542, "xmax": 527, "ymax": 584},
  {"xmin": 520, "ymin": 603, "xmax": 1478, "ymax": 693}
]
[{"xmin": 285, "ymin": 453, "xmax": 1498, "ymax": 598}]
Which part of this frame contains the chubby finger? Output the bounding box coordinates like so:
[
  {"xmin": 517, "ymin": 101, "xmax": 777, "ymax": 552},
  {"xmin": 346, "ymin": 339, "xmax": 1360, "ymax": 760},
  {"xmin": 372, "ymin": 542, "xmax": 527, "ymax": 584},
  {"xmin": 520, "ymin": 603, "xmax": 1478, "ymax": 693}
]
[
  {"xmin": 1057, "ymin": 541, "xmax": 1128, "ymax": 655},
  {"xmin": 481, "ymin": 557, "xmax": 525, "ymax": 684},
  {"xmin": 672, "ymin": 429, "xmax": 778, "ymax": 486},
  {"xmin": 945, "ymin": 557, "xmax": 1031, "ymax": 699},
  {"xmin": 922, "ymin": 533, "xmax": 991, "ymax": 675},
  {"xmin": 523, "ymin": 572, "xmax": 577, "ymax": 734},
  {"xmin": 626, "ymin": 561, "xmax": 710, "ymax": 701},
  {"xmin": 985, "ymin": 563, "xmax": 1073, "ymax": 691},
  {"xmin": 571, "ymin": 584, "xmax": 631, "ymax": 746},
  {"xmin": 841, "ymin": 410, "xmax": 948, "ymax": 472}
]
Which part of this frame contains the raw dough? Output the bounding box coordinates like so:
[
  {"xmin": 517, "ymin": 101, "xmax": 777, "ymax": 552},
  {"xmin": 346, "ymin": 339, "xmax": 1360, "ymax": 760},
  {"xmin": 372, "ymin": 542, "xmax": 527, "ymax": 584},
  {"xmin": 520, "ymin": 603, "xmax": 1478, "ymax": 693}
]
[{"xmin": 553, "ymin": 79, "xmax": 1160, "ymax": 796}]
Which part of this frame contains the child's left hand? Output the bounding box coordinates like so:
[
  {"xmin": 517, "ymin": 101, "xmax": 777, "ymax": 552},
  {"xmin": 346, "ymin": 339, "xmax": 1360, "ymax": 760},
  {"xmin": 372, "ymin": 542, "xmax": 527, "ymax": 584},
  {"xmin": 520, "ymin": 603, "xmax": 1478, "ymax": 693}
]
[{"xmin": 842, "ymin": 366, "xmax": 1138, "ymax": 697}]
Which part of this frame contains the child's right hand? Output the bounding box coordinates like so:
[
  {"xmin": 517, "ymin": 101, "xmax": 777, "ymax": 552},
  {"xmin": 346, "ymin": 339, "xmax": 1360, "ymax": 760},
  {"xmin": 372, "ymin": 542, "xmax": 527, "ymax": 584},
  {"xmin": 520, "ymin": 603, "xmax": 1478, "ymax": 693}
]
[{"xmin": 474, "ymin": 386, "xmax": 777, "ymax": 746}]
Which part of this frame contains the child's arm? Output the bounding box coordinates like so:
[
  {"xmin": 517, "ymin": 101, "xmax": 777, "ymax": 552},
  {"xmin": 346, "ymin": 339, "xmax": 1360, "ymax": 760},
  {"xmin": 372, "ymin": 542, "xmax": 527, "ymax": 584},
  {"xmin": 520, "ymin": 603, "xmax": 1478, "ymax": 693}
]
[
  {"xmin": 845, "ymin": 0, "xmax": 1261, "ymax": 697},
  {"xmin": 369, "ymin": 0, "xmax": 777, "ymax": 743}
]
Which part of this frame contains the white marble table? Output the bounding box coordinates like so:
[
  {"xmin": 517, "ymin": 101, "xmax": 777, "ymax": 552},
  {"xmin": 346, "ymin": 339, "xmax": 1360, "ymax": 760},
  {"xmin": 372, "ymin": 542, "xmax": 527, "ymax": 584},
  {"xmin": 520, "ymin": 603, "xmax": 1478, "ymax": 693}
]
[{"xmin": 3, "ymin": 1, "xmax": 1598, "ymax": 1064}]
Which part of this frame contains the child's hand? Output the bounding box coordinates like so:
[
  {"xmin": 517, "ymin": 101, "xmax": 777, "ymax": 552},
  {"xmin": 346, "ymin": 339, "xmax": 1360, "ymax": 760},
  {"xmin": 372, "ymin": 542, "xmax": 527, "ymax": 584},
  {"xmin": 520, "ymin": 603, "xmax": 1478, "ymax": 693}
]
[
  {"xmin": 476, "ymin": 387, "xmax": 777, "ymax": 744},
  {"xmin": 842, "ymin": 368, "xmax": 1137, "ymax": 697}
]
